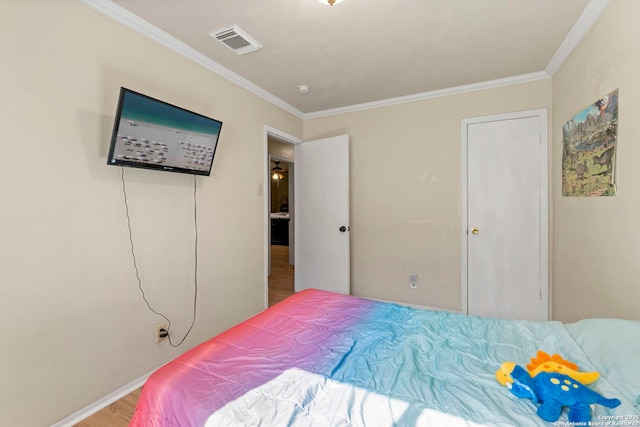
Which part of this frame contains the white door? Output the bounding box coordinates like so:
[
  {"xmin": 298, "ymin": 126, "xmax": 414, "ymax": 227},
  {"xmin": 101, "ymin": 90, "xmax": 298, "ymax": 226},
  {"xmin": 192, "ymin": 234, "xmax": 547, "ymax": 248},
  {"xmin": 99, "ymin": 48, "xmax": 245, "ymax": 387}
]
[
  {"xmin": 462, "ymin": 110, "xmax": 548, "ymax": 321},
  {"xmin": 295, "ymin": 135, "xmax": 350, "ymax": 294}
]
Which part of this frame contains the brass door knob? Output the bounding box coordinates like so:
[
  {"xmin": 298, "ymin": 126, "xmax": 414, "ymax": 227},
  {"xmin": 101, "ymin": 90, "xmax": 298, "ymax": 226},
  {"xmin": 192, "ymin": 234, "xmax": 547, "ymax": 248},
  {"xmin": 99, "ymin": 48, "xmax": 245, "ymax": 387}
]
[{"xmin": 470, "ymin": 228, "xmax": 479, "ymax": 234}]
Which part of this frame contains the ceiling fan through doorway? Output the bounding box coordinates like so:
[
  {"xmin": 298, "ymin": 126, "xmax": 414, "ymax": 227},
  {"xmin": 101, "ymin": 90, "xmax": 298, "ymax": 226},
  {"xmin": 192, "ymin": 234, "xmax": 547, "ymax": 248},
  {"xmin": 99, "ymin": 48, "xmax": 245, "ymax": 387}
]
[{"xmin": 271, "ymin": 161, "xmax": 288, "ymax": 180}]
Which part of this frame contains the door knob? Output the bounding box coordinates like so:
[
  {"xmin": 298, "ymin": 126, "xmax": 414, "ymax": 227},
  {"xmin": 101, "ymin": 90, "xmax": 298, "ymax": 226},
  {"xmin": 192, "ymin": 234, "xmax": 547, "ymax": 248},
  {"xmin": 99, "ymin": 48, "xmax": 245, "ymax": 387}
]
[
  {"xmin": 470, "ymin": 228, "xmax": 479, "ymax": 234},
  {"xmin": 339, "ymin": 226, "xmax": 348, "ymax": 232}
]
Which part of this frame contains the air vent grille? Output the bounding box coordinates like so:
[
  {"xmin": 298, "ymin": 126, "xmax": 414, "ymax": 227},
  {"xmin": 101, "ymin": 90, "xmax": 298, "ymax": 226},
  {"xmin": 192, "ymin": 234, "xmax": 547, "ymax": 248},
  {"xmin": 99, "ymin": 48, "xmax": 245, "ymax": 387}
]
[{"xmin": 210, "ymin": 25, "xmax": 262, "ymax": 55}]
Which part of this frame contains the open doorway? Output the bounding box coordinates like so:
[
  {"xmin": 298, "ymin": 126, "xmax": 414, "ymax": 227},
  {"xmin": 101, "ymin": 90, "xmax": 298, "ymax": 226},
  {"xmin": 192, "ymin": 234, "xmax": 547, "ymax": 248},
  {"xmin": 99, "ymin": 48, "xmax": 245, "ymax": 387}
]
[
  {"xmin": 264, "ymin": 127, "xmax": 300, "ymax": 307},
  {"xmin": 268, "ymin": 156, "xmax": 294, "ymax": 306},
  {"xmin": 263, "ymin": 127, "xmax": 351, "ymax": 306}
]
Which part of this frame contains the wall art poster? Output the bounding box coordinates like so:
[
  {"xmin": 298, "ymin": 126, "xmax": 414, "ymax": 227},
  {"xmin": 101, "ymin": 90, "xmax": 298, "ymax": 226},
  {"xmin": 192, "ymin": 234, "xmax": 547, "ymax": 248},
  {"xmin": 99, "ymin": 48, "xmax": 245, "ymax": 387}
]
[{"xmin": 562, "ymin": 89, "xmax": 618, "ymax": 197}]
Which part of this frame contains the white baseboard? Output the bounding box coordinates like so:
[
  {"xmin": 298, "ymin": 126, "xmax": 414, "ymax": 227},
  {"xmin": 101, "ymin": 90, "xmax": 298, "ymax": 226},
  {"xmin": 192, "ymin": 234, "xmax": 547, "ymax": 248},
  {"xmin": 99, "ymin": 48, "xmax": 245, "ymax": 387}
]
[{"xmin": 50, "ymin": 371, "xmax": 153, "ymax": 427}]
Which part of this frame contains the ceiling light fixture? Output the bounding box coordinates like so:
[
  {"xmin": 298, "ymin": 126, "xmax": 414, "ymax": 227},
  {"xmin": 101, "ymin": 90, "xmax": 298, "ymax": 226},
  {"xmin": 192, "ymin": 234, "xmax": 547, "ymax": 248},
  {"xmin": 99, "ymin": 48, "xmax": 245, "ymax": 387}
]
[
  {"xmin": 318, "ymin": 0, "xmax": 344, "ymax": 5},
  {"xmin": 272, "ymin": 161, "xmax": 286, "ymax": 181}
]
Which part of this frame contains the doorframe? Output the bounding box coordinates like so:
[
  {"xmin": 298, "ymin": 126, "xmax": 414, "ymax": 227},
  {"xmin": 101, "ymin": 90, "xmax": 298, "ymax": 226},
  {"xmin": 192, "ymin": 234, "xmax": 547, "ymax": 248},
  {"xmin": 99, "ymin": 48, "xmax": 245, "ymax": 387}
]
[
  {"xmin": 460, "ymin": 109, "xmax": 549, "ymax": 319},
  {"xmin": 263, "ymin": 125, "xmax": 302, "ymax": 308}
]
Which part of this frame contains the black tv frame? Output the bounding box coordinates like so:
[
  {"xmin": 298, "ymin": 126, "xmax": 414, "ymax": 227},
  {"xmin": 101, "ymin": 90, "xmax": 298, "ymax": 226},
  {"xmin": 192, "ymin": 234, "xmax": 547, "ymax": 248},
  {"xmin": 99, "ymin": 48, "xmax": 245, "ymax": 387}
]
[{"xmin": 107, "ymin": 87, "xmax": 222, "ymax": 176}]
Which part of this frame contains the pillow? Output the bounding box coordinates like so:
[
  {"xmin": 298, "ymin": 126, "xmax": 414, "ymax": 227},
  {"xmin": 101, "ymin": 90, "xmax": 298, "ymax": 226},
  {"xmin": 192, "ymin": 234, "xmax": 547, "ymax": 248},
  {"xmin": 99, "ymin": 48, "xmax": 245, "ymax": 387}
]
[{"xmin": 565, "ymin": 318, "xmax": 640, "ymax": 408}]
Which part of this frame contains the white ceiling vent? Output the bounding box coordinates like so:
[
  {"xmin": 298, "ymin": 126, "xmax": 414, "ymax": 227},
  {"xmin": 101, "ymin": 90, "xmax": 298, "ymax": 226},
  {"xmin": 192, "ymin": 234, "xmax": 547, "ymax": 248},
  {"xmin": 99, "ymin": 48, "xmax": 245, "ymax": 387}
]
[{"xmin": 210, "ymin": 25, "xmax": 262, "ymax": 55}]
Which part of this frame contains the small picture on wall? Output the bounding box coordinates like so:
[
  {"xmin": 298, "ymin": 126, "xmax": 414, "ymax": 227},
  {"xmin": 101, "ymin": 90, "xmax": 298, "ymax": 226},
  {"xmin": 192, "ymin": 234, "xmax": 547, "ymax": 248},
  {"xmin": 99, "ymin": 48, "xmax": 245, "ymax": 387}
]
[{"xmin": 562, "ymin": 89, "xmax": 618, "ymax": 197}]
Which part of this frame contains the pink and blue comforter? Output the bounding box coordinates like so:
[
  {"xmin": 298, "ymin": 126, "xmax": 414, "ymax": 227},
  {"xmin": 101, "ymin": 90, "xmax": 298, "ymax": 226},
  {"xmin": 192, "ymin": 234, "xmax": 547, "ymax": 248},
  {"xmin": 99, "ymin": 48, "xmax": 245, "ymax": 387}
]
[{"xmin": 130, "ymin": 289, "xmax": 640, "ymax": 426}]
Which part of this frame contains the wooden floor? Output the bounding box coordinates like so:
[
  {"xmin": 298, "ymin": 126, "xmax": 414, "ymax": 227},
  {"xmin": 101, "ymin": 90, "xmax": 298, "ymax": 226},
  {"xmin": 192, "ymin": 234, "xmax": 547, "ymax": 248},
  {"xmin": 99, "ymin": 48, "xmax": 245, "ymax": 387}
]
[
  {"xmin": 74, "ymin": 388, "xmax": 141, "ymax": 427},
  {"xmin": 76, "ymin": 245, "xmax": 294, "ymax": 426},
  {"xmin": 268, "ymin": 244, "xmax": 295, "ymax": 306}
]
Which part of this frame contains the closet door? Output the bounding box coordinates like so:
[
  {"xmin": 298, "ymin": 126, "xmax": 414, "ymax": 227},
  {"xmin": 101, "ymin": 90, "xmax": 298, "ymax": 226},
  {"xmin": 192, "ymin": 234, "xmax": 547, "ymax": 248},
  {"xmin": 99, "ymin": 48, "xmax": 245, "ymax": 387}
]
[{"xmin": 462, "ymin": 111, "xmax": 548, "ymax": 321}]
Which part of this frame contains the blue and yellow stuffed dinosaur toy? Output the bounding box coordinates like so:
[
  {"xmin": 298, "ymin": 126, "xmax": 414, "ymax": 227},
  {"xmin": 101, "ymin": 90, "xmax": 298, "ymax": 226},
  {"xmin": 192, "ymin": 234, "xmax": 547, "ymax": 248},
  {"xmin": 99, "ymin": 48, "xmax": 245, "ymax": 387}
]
[{"xmin": 496, "ymin": 351, "xmax": 621, "ymax": 423}]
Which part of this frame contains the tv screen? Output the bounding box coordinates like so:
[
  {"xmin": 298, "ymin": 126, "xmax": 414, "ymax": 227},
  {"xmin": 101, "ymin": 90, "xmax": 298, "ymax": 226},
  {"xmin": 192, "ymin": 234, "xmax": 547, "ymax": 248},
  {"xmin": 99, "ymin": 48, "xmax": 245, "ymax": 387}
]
[{"xmin": 107, "ymin": 87, "xmax": 222, "ymax": 176}]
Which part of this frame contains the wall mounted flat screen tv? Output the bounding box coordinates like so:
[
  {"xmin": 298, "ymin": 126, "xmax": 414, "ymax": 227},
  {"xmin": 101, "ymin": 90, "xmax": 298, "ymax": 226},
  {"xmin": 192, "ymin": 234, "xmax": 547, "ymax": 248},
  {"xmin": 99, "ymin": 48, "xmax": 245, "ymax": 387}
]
[{"xmin": 107, "ymin": 87, "xmax": 222, "ymax": 176}]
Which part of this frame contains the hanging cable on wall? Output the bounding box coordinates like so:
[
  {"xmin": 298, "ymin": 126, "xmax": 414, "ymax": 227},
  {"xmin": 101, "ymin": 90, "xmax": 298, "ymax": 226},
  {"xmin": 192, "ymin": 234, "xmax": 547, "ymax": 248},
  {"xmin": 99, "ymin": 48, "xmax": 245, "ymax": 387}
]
[{"xmin": 120, "ymin": 167, "xmax": 198, "ymax": 347}]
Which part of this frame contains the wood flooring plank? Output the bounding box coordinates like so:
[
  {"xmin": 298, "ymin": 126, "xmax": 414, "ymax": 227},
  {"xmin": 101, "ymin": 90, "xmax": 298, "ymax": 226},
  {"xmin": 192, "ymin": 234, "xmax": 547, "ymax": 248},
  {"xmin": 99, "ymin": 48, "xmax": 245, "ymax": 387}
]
[
  {"xmin": 74, "ymin": 388, "xmax": 141, "ymax": 427},
  {"xmin": 269, "ymin": 244, "xmax": 294, "ymax": 305}
]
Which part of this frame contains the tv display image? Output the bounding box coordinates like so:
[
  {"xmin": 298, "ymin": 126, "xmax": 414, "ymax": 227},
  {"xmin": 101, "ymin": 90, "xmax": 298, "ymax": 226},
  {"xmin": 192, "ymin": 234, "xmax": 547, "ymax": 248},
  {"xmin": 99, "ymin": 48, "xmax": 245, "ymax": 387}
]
[{"xmin": 107, "ymin": 87, "xmax": 222, "ymax": 176}]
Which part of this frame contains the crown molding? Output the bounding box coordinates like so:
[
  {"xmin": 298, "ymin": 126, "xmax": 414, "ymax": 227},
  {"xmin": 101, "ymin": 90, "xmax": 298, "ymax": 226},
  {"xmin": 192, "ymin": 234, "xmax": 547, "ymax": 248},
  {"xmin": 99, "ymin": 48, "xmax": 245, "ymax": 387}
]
[
  {"xmin": 545, "ymin": 0, "xmax": 611, "ymax": 76},
  {"xmin": 81, "ymin": 0, "xmax": 305, "ymax": 119},
  {"xmin": 304, "ymin": 71, "xmax": 550, "ymax": 119},
  {"xmin": 84, "ymin": 0, "xmax": 608, "ymax": 121}
]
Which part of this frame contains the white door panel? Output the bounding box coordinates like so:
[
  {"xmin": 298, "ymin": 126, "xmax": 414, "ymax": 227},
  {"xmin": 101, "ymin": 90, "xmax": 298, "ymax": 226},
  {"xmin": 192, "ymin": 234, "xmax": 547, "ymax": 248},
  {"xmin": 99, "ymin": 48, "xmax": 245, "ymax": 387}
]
[
  {"xmin": 295, "ymin": 135, "xmax": 350, "ymax": 294},
  {"xmin": 463, "ymin": 112, "xmax": 548, "ymax": 321}
]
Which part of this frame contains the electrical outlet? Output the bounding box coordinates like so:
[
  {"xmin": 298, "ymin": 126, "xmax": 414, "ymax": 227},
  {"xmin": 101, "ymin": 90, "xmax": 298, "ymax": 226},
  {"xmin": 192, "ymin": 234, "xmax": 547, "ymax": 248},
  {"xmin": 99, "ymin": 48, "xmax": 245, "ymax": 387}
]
[
  {"xmin": 155, "ymin": 323, "xmax": 168, "ymax": 343},
  {"xmin": 409, "ymin": 273, "xmax": 417, "ymax": 289}
]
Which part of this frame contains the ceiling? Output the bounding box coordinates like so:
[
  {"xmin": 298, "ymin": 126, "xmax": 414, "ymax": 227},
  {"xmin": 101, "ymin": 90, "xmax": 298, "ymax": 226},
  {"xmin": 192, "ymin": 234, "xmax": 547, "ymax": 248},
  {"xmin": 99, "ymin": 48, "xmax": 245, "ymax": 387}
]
[{"xmin": 89, "ymin": 0, "xmax": 609, "ymax": 117}]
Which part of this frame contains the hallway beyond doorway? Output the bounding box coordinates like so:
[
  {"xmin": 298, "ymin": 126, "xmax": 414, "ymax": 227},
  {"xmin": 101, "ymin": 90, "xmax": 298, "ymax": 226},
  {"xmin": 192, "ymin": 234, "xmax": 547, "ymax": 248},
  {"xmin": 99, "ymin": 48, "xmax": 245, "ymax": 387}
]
[{"xmin": 268, "ymin": 245, "xmax": 294, "ymax": 306}]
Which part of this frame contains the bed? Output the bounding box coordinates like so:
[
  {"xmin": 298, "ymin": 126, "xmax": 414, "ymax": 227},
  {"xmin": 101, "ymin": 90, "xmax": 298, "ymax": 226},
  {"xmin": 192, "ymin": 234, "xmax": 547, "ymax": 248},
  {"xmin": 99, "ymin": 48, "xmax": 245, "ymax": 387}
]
[{"xmin": 130, "ymin": 289, "xmax": 640, "ymax": 426}]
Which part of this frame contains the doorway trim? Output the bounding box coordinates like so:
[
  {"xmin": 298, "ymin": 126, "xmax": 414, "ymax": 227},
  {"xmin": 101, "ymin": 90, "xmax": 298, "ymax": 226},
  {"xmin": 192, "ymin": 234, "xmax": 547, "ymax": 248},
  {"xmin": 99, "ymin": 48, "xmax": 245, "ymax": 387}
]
[
  {"xmin": 263, "ymin": 125, "xmax": 302, "ymax": 308},
  {"xmin": 460, "ymin": 109, "xmax": 549, "ymax": 318}
]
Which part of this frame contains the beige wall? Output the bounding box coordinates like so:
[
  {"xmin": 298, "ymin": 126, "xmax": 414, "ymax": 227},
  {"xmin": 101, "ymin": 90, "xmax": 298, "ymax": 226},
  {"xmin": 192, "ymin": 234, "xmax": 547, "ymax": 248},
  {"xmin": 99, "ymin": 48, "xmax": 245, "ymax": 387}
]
[
  {"xmin": 3, "ymin": 0, "xmax": 638, "ymax": 425},
  {"xmin": 304, "ymin": 81, "xmax": 552, "ymax": 310},
  {"xmin": 0, "ymin": 1, "xmax": 300, "ymax": 426},
  {"xmin": 552, "ymin": 0, "xmax": 640, "ymax": 322},
  {"xmin": 268, "ymin": 137, "xmax": 296, "ymax": 162}
]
